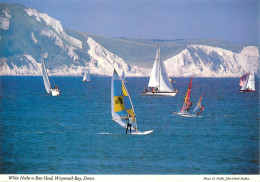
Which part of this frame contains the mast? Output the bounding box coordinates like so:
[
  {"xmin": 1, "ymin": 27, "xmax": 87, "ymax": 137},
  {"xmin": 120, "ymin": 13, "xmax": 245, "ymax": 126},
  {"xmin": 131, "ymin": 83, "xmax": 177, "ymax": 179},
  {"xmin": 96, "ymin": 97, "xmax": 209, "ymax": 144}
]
[
  {"xmin": 158, "ymin": 45, "xmax": 161, "ymax": 90},
  {"xmin": 40, "ymin": 48, "xmax": 51, "ymax": 93}
]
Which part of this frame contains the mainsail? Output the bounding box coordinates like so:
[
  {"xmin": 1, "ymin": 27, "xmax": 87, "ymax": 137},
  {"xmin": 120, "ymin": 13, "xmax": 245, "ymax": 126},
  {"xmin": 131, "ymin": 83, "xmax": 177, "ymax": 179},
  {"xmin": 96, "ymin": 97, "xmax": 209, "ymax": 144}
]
[
  {"xmin": 83, "ymin": 71, "xmax": 87, "ymax": 82},
  {"xmin": 111, "ymin": 69, "xmax": 137, "ymax": 131},
  {"xmin": 41, "ymin": 53, "xmax": 51, "ymax": 93},
  {"xmin": 246, "ymin": 71, "xmax": 255, "ymax": 91},
  {"xmin": 148, "ymin": 46, "xmax": 173, "ymax": 92},
  {"xmin": 181, "ymin": 77, "xmax": 193, "ymax": 112},
  {"xmin": 192, "ymin": 92, "xmax": 204, "ymax": 115}
]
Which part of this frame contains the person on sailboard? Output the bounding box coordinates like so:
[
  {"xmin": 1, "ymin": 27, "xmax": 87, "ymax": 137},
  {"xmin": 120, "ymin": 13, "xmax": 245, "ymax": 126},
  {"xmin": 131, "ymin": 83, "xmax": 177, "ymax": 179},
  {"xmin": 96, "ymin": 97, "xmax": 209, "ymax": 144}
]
[
  {"xmin": 196, "ymin": 105, "xmax": 204, "ymax": 116},
  {"xmin": 186, "ymin": 101, "xmax": 192, "ymax": 113},
  {"xmin": 125, "ymin": 115, "xmax": 132, "ymax": 134}
]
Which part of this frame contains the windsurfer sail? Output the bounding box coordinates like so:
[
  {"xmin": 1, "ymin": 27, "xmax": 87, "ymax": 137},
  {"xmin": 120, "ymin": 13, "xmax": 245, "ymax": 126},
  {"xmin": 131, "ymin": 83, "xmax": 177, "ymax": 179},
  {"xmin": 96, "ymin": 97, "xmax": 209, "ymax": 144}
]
[
  {"xmin": 111, "ymin": 69, "xmax": 153, "ymax": 135},
  {"xmin": 111, "ymin": 69, "xmax": 137, "ymax": 132},
  {"xmin": 141, "ymin": 45, "xmax": 178, "ymax": 97},
  {"xmin": 191, "ymin": 92, "xmax": 204, "ymax": 116},
  {"xmin": 180, "ymin": 77, "xmax": 193, "ymax": 114},
  {"xmin": 240, "ymin": 70, "xmax": 255, "ymax": 92}
]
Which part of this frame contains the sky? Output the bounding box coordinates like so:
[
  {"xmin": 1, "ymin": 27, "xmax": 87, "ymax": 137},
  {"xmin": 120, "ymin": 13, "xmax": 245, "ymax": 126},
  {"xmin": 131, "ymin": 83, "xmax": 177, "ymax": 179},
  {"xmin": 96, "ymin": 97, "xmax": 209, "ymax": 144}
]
[{"xmin": 2, "ymin": 0, "xmax": 259, "ymax": 43}]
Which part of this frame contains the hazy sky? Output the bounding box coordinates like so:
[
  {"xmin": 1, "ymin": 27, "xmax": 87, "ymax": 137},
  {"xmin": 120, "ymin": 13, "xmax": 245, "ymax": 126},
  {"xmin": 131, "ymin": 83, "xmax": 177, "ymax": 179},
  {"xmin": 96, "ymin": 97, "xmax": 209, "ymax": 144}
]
[{"xmin": 2, "ymin": 0, "xmax": 259, "ymax": 43}]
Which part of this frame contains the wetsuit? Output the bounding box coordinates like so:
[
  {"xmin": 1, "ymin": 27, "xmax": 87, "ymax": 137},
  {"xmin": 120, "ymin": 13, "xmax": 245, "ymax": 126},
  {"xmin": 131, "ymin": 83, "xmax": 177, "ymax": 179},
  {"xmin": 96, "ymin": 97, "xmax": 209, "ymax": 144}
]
[{"xmin": 126, "ymin": 117, "xmax": 132, "ymax": 134}]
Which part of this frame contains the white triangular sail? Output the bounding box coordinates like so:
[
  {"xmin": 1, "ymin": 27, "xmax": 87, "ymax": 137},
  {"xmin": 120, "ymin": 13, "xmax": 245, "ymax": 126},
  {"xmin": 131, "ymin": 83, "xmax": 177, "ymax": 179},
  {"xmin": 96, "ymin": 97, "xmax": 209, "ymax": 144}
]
[
  {"xmin": 41, "ymin": 54, "xmax": 51, "ymax": 93},
  {"xmin": 83, "ymin": 71, "xmax": 87, "ymax": 82},
  {"xmin": 83, "ymin": 70, "xmax": 91, "ymax": 82},
  {"xmin": 111, "ymin": 69, "xmax": 137, "ymax": 131},
  {"xmin": 148, "ymin": 46, "xmax": 173, "ymax": 92},
  {"xmin": 246, "ymin": 71, "xmax": 255, "ymax": 91}
]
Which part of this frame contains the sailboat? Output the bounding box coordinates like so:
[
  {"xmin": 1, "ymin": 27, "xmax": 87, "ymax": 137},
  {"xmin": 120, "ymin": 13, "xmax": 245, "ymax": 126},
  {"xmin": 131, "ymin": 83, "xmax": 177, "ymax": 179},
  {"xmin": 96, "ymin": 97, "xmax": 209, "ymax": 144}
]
[
  {"xmin": 240, "ymin": 70, "xmax": 255, "ymax": 92},
  {"xmin": 83, "ymin": 71, "xmax": 87, "ymax": 82},
  {"xmin": 122, "ymin": 70, "xmax": 126, "ymax": 82},
  {"xmin": 111, "ymin": 69, "xmax": 153, "ymax": 135},
  {"xmin": 141, "ymin": 45, "xmax": 178, "ymax": 96},
  {"xmin": 173, "ymin": 77, "xmax": 193, "ymax": 116},
  {"xmin": 41, "ymin": 51, "xmax": 60, "ymax": 96},
  {"xmin": 83, "ymin": 70, "xmax": 91, "ymax": 82}
]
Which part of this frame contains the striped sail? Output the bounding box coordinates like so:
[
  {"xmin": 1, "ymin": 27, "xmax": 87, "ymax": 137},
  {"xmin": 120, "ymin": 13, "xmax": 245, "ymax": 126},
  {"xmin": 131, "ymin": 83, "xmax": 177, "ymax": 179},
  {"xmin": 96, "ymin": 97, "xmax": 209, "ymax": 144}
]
[
  {"xmin": 181, "ymin": 77, "xmax": 193, "ymax": 112},
  {"xmin": 111, "ymin": 69, "xmax": 137, "ymax": 131},
  {"xmin": 192, "ymin": 92, "xmax": 204, "ymax": 114},
  {"xmin": 239, "ymin": 73, "xmax": 249, "ymax": 87}
]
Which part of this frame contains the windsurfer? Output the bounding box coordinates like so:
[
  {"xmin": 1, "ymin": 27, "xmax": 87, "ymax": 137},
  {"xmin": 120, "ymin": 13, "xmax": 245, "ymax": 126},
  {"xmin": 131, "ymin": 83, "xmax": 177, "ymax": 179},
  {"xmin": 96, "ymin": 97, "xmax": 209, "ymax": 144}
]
[
  {"xmin": 125, "ymin": 115, "xmax": 132, "ymax": 134},
  {"xmin": 196, "ymin": 105, "xmax": 204, "ymax": 116},
  {"xmin": 186, "ymin": 101, "xmax": 192, "ymax": 113}
]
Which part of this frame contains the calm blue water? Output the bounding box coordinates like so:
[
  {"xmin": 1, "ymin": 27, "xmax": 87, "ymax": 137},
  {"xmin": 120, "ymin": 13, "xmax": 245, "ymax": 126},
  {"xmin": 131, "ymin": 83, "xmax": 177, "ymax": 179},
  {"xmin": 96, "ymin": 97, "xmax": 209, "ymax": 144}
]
[{"xmin": 0, "ymin": 76, "xmax": 259, "ymax": 174}]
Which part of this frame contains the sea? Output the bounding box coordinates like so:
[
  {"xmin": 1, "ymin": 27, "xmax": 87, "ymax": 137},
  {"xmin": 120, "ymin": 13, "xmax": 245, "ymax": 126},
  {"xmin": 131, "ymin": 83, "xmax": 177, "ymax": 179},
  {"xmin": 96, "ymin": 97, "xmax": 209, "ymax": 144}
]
[{"xmin": 0, "ymin": 76, "xmax": 259, "ymax": 174}]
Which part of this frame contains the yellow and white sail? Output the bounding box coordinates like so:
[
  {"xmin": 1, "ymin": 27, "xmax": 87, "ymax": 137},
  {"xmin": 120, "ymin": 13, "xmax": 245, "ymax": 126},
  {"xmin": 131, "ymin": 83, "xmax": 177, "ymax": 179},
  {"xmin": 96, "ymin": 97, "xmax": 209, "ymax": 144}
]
[{"xmin": 111, "ymin": 69, "xmax": 137, "ymax": 131}]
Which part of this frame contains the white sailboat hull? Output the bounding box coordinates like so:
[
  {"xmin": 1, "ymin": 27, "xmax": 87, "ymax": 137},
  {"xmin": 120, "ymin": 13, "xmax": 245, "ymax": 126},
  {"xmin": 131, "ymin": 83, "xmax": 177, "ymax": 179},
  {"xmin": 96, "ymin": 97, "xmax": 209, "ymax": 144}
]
[
  {"xmin": 50, "ymin": 89, "xmax": 60, "ymax": 96},
  {"xmin": 141, "ymin": 91, "xmax": 178, "ymax": 97}
]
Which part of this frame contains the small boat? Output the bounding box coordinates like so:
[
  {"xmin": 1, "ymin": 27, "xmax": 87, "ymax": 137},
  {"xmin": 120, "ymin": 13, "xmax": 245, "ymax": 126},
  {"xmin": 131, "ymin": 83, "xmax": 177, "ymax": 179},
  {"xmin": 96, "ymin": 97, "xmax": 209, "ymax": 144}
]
[
  {"xmin": 83, "ymin": 70, "xmax": 91, "ymax": 82},
  {"xmin": 173, "ymin": 77, "xmax": 193, "ymax": 116},
  {"xmin": 83, "ymin": 71, "xmax": 87, "ymax": 82},
  {"xmin": 41, "ymin": 50, "xmax": 60, "ymax": 96},
  {"xmin": 141, "ymin": 45, "xmax": 178, "ymax": 97},
  {"xmin": 111, "ymin": 69, "xmax": 153, "ymax": 135},
  {"xmin": 240, "ymin": 70, "xmax": 255, "ymax": 92}
]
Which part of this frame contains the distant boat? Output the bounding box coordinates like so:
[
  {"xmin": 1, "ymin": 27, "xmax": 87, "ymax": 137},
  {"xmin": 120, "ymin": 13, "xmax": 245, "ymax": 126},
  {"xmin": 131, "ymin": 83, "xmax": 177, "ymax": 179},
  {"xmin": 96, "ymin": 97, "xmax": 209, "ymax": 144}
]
[
  {"xmin": 83, "ymin": 70, "xmax": 91, "ymax": 82},
  {"xmin": 122, "ymin": 70, "xmax": 126, "ymax": 82},
  {"xmin": 240, "ymin": 70, "xmax": 255, "ymax": 92},
  {"xmin": 173, "ymin": 77, "xmax": 193, "ymax": 116},
  {"xmin": 141, "ymin": 45, "xmax": 178, "ymax": 96},
  {"xmin": 111, "ymin": 69, "xmax": 153, "ymax": 135},
  {"xmin": 83, "ymin": 71, "xmax": 87, "ymax": 82},
  {"xmin": 41, "ymin": 50, "xmax": 60, "ymax": 96}
]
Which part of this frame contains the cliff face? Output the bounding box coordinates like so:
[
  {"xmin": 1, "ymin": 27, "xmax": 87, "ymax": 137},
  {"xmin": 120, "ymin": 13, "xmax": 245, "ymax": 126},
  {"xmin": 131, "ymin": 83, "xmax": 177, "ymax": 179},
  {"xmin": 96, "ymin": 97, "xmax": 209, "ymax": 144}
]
[
  {"xmin": 0, "ymin": 4, "xmax": 259, "ymax": 77},
  {"xmin": 164, "ymin": 45, "xmax": 259, "ymax": 77}
]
